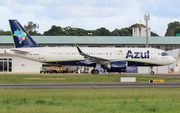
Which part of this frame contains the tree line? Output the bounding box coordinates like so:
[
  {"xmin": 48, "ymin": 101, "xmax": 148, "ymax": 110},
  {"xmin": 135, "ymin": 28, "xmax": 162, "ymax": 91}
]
[
  {"xmin": 1, "ymin": 21, "xmax": 180, "ymax": 36},
  {"xmin": 43, "ymin": 23, "xmax": 159, "ymax": 36}
]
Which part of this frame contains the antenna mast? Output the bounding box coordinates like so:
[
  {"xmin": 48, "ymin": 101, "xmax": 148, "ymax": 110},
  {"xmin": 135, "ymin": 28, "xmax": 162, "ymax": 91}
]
[{"xmin": 144, "ymin": 12, "xmax": 150, "ymax": 48}]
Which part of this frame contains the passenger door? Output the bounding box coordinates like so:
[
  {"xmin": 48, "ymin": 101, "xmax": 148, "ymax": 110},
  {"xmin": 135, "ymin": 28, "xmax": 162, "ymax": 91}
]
[{"xmin": 151, "ymin": 50, "xmax": 156, "ymax": 60}]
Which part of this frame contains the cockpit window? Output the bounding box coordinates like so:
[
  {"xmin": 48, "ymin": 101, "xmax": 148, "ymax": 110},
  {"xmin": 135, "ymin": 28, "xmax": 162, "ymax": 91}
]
[{"xmin": 161, "ymin": 52, "xmax": 169, "ymax": 56}]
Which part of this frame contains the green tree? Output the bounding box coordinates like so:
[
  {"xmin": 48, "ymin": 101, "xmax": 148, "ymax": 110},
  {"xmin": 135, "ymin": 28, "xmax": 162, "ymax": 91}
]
[
  {"xmin": 112, "ymin": 29, "xmax": 121, "ymax": 36},
  {"xmin": 44, "ymin": 25, "xmax": 89, "ymax": 36},
  {"xmin": 165, "ymin": 21, "xmax": 180, "ymax": 36},
  {"xmin": 63, "ymin": 27, "xmax": 87, "ymax": 36},
  {"xmin": 112, "ymin": 28, "xmax": 131, "ymax": 36},
  {"xmin": 44, "ymin": 25, "xmax": 64, "ymax": 35},
  {"xmin": 76, "ymin": 28, "xmax": 88, "ymax": 36},
  {"xmin": 151, "ymin": 32, "xmax": 159, "ymax": 36},
  {"xmin": 24, "ymin": 21, "xmax": 41, "ymax": 35},
  {"xmin": 0, "ymin": 29, "xmax": 11, "ymax": 35},
  {"xmin": 173, "ymin": 26, "xmax": 180, "ymax": 36},
  {"xmin": 167, "ymin": 21, "xmax": 180, "ymax": 30},
  {"xmin": 95, "ymin": 27, "xmax": 112, "ymax": 36},
  {"xmin": 86, "ymin": 30, "xmax": 95, "ymax": 36},
  {"xmin": 119, "ymin": 28, "xmax": 130, "ymax": 36}
]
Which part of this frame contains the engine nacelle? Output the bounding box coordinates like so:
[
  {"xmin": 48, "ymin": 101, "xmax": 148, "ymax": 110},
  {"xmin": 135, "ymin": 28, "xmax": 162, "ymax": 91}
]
[{"xmin": 107, "ymin": 61, "xmax": 127, "ymax": 72}]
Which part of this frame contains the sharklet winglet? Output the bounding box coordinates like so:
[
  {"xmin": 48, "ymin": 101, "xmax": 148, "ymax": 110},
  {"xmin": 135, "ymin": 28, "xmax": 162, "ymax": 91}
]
[{"xmin": 75, "ymin": 43, "xmax": 83, "ymax": 54}]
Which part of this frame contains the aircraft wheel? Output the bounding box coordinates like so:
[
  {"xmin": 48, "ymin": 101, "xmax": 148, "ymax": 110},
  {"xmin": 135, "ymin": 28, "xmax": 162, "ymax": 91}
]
[
  {"xmin": 94, "ymin": 70, "xmax": 99, "ymax": 74},
  {"xmin": 91, "ymin": 69, "xmax": 95, "ymax": 74},
  {"xmin": 150, "ymin": 71, "xmax": 154, "ymax": 75}
]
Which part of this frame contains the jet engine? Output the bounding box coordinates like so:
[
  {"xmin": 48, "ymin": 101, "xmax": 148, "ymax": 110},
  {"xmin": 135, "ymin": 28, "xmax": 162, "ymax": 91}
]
[{"xmin": 106, "ymin": 61, "xmax": 127, "ymax": 72}]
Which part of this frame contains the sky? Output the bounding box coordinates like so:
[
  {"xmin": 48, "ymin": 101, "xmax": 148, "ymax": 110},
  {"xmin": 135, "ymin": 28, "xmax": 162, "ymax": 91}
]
[{"xmin": 0, "ymin": 0, "xmax": 180, "ymax": 36}]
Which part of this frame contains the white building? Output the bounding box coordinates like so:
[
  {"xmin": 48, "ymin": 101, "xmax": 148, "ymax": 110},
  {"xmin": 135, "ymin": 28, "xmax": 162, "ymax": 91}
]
[
  {"xmin": 133, "ymin": 27, "xmax": 151, "ymax": 37},
  {"xmin": 0, "ymin": 49, "xmax": 42, "ymax": 73}
]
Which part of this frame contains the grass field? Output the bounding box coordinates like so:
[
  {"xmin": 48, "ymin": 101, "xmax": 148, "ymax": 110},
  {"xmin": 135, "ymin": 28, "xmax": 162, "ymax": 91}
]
[
  {"xmin": 0, "ymin": 74, "xmax": 180, "ymax": 84},
  {"xmin": 1, "ymin": 74, "xmax": 180, "ymax": 112},
  {"xmin": 0, "ymin": 89, "xmax": 180, "ymax": 113}
]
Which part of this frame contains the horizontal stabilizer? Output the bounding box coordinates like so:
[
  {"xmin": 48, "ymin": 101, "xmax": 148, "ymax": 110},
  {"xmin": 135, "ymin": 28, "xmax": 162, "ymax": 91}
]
[{"xmin": 10, "ymin": 49, "xmax": 29, "ymax": 53}]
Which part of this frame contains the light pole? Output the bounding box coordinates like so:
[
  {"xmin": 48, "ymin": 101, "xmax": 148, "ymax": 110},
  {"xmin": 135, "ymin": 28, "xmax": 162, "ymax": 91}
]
[{"xmin": 144, "ymin": 13, "xmax": 150, "ymax": 48}]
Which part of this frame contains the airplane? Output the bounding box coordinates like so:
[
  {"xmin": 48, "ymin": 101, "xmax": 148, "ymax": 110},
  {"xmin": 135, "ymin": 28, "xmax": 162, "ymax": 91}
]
[{"xmin": 5, "ymin": 19, "xmax": 175, "ymax": 74}]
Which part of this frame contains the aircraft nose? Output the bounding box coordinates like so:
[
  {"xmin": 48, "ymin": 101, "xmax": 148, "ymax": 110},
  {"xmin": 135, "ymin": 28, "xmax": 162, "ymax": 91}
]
[{"xmin": 171, "ymin": 57, "xmax": 176, "ymax": 63}]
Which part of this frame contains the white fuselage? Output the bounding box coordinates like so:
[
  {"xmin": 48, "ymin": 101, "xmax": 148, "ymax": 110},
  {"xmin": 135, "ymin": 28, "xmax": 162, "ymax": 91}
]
[{"xmin": 5, "ymin": 47, "xmax": 175, "ymax": 66}]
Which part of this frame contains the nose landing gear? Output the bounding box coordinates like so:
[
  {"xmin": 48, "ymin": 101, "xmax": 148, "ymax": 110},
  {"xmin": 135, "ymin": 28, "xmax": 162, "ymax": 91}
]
[
  {"xmin": 150, "ymin": 71, "xmax": 154, "ymax": 75},
  {"xmin": 150, "ymin": 66, "xmax": 154, "ymax": 75}
]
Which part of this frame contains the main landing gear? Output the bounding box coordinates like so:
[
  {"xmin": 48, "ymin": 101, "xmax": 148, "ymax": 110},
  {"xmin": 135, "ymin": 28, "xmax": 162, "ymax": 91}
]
[
  {"xmin": 91, "ymin": 63, "xmax": 101, "ymax": 74},
  {"xmin": 150, "ymin": 66, "xmax": 154, "ymax": 75},
  {"xmin": 91, "ymin": 69, "xmax": 99, "ymax": 74}
]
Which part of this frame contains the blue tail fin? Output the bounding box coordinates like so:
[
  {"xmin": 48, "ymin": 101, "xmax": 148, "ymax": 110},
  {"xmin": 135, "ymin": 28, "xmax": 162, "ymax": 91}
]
[{"xmin": 9, "ymin": 19, "xmax": 41, "ymax": 48}]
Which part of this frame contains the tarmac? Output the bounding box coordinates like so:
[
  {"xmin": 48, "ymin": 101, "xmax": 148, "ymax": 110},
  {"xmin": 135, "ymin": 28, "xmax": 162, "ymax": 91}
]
[
  {"xmin": 0, "ymin": 72, "xmax": 180, "ymax": 78},
  {"xmin": 0, "ymin": 73, "xmax": 180, "ymax": 89},
  {"xmin": 1, "ymin": 83, "xmax": 180, "ymax": 89}
]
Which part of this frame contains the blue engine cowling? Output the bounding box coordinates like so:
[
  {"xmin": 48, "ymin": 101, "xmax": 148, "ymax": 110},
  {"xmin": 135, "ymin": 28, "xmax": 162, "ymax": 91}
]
[{"xmin": 107, "ymin": 61, "xmax": 127, "ymax": 72}]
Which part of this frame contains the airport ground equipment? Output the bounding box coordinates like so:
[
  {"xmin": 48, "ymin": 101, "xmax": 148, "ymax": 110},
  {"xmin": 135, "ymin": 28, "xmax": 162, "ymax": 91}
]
[{"xmin": 40, "ymin": 67, "xmax": 68, "ymax": 74}]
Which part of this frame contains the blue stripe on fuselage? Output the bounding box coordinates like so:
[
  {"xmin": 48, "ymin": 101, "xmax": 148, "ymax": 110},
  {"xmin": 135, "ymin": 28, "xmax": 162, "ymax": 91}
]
[
  {"xmin": 44, "ymin": 61, "xmax": 96, "ymax": 67},
  {"xmin": 128, "ymin": 61, "xmax": 163, "ymax": 66},
  {"xmin": 43, "ymin": 60, "xmax": 163, "ymax": 67}
]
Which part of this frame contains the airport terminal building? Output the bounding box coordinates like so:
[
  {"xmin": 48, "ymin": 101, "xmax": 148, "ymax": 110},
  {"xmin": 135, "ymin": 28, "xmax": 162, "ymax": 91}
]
[{"xmin": 0, "ymin": 36, "xmax": 180, "ymax": 73}]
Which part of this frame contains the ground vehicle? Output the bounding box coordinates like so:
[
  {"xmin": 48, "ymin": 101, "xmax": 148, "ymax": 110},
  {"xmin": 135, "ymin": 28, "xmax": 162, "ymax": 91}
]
[
  {"xmin": 69, "ymin": 67, "xmax": 78, "ymax": 73},
  {"xmin": 40, "ymin": 67, "xmax": 68, "ymax": 74}
]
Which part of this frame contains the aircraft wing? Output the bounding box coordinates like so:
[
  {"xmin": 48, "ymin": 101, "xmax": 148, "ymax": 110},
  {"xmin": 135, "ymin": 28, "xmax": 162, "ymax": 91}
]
[
  {"xmin": 10, "ymin": 49, "xmax": 29, "ymax": 54},
  {"xmin": 75, "ymin": 44, "xmax": 110, "ymax": 64}
]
